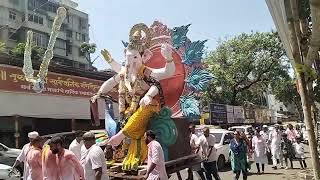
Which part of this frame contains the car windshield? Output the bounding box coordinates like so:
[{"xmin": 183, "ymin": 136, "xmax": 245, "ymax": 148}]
[
  {"xmin": 211, "ymin": 133, "xmax": 223, "ymax": 144},
  {"xmin": 230, "ymin": 128, "xmax": 245, "ymax": 132}
]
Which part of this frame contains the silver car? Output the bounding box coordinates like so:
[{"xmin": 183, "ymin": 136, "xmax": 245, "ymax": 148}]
[{"xmin": 0, "ymin": 164, "xmax": 20, "ymax": 180}]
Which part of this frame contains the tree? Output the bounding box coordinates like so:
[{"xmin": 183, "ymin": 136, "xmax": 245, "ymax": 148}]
[
  {"xmin": 272, "ymin": 78, "xmax": 303, "ymax": 121},
  {"xmin": 10, "ymin": 43, "xmax": 44, "ymax": 60},
  {"xmin": 80, "ymin": 42, "xmax": 97, "ymax": 70},
  {"xmin": 266, "ymin": 0, "xmax": 320, "ymax": 178},
  {"xmin": 204, "ymin": 32, "xmax": 290, "ymax": 106},
  {"xmin": 0, "ymin": 42, "xmax": 5, "ymax": 54}
]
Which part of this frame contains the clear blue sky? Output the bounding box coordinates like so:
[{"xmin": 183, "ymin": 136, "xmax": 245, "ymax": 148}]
[{"xmin": 75, "ymin": 0, "xmax": 275, "ymax": 70}]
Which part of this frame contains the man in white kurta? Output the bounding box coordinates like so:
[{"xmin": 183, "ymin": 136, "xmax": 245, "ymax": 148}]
[
  {"xmin": 69, "ymin": 131, "xmax": 84, "ymax": 160},
  {"xmin": 268, "ymin": 125, "xmax": 282, "ymax": 169},
  {"xmin": 252, "ymin": 130, "xmax": 268, "ymax": 173}
]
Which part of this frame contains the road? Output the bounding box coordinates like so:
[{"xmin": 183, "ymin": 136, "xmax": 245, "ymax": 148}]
[{"xmin": 170, "ymin": 145, "xmax": 313, "ymax": 180}]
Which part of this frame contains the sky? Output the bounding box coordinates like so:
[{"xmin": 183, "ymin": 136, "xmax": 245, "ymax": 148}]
[{"xmin": 74, "ymin": 0, "xmax": 275, "ymax": 70}]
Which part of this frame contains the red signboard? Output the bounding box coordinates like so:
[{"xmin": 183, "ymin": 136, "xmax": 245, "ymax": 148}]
[{"xmin": 0, "ymin": 65, "xmax": 104, "ymax": 97}]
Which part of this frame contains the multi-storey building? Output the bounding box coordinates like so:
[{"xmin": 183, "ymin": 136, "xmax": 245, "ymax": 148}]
[{"xmin": 0, "ymin": 0, "xmax": 90, "ymax": 70}]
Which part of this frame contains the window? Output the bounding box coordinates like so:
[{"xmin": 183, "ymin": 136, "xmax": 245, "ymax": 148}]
[
  {"xmin": 28, "ymin": 0, "xmax": 40, "ymax": 10},
  {"xmin": 47, "ymin": 3, "xmax": 58, "ymax": 13},
  {"xmin": 48, "ymin": 19, "xmax": 53, "ymax": 28},
  {"xmin": 60, "ymin": 24, "xmax": 66, "ymax": 31},
  {"xmin": 55, "ymin": 39, "xmax": 66, "ymax": 49},
  {"xmin": 9, "ymin": 11, "xmax": 16, "ymax": 21},
  {"xmin": 66, "ymin": 41, "xmax": 72, "ymax": 54},
  {"xmin": 28, "ymin": 14, "xmax": 43, "ymax": 25},
  {"xmin": 78, "ymin": 17, "xmax": 87, "ymax": 30},
  {"xmin": 82, "ymin": 34, "xmax": 86, "ymax": 42},
  {"xmin": 66, "ymin": 30, "xmax": 72, "ymax": 38},
  {"xmin": 8, "ymin": 29, "xmax": 19, "ymax": 41},
  {"xmin": 75, "ymin": 32, "xmax": 81, "ymax": 41},
  {"xmin": 9, "ymin": 0, "xmax": 19, "ymax": 5},
  {"xmin": 33, "ymin": 32, "xmax": 47, "ymax": 48},
  {"xmin": 223, "ymin": 133, "xmax": 233, "ymax": 145},
  {"xmin": 66, "ymin": 14, "xmax": 70, "ymax": 23}
]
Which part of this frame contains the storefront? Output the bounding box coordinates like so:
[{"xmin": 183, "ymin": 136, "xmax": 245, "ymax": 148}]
[{"xmin": 0, "ymin": 64, "xmax": 117, "ymax": 148}]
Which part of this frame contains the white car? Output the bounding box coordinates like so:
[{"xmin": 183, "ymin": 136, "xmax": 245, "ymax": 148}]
[
  {"xmin": 0, "ymin": 164, "xmax": 20, "ymax": 180},
  {"xmin": 0, "ymin": 143, "xmax": 21, "ymax": 159},
  {"xmin": 228, "ymin": 125, "xmax": 254, "ymax": 135},
  {"xmin": 196, "ymin": 128, "xmax": 233, "ymax": 170}
]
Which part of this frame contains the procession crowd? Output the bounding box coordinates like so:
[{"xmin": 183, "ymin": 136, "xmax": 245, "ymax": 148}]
[
  {"xmin": 10, "ymin": 129, "xmax": 167, "ymax": 180},
  {"xmin": 188, "ymin": 123, "xmax": 307, "ymax": 180}
]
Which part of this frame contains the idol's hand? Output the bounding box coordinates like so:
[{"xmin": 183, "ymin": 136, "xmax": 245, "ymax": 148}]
[
  {"xmin": 91, "ymin": 94, "xmax": 100, "ymax": 103},
  {"xmin": 160, "ymin": 44, "xmax": 173, "ymax": 61},
  {"xmin": 101, "ymin": 49, "xmax": 113, "ymax": 63},
  {"xmin": 139, "ymin": 95, "xmax": 152, "ymax": 107}
]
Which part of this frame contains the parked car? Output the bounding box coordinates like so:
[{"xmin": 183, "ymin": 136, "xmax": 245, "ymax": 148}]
[
  {"xmin": 0, "ymin": 143, "xmax": 23, "ymax": 175},
  {"xmin": 42, "ymin": 129, "xmax": 108, "ymax": 149},
  {"xmin": 0, "ymin": 143, "xmax": 21, "ymax": 161},
  {"xmin": 195, "ymin": 128, "xmax": 233, "ymax": 170},
  {"xmin": 0, "ymin": 164, "xmax": 20, "ymax": 180},
  {"xmin": 228, "ymin": 125, "xmax": 254, "ymax": 136}
]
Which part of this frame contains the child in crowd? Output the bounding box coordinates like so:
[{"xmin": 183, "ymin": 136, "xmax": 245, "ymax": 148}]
[{"xmin": 294, "ymin": 138, "xmax": 307, "ymax": 169}]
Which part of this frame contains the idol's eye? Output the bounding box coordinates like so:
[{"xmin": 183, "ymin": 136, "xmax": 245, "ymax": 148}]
[{"xmin": 134, "ymin": 56, "xmax": 137, "ymax": 59}]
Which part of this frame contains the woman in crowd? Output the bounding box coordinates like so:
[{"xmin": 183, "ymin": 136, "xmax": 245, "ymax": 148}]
[
  {"xmin": 230, "ymin": 131, "xmax": 248, "ymax": 180},
  {"xmin": 252, "ymin": 129, "xmax": 268, "ymax": 174}
]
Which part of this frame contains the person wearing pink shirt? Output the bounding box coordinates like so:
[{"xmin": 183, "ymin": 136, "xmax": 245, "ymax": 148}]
[
  {"xmin": 144, "ymin": 130, "xmax": 168, "ymax": 180},
  {"xmin": 47, "ymin": 136, "xmax": 85, "ymax": 180},
  {"xmin": 42, "ymin": 143, "xmax": 60, "ymax": 180},
  {"xmin": 11, "ymin": 131, "xmax": 40, "ymax": 180},
  {"xmin": 26, "ymin": 136, "xmax": 43, "ymax": 180},
  {"xmin": 285, "ymin": 124, "xmax": 299, "ymax": 142}
]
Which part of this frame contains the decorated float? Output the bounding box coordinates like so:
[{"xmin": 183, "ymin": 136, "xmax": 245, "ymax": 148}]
[
  {"xmin": 21, "ymin": 7, "xmax": 212, "ymax": 176},
  {"xmin": 92, "ymin": 21, "xmax": 213, "ymax": 178}
]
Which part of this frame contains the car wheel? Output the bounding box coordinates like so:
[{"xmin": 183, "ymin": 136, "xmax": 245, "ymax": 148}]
[{"xmin": 217, "ymin": 155, "xmax": 226, "ymax": 170}]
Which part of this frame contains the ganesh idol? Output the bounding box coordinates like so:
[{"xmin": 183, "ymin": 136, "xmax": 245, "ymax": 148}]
[{"xmin": 91, "ymin": 23, "xmax": 175, "ymax": 170}]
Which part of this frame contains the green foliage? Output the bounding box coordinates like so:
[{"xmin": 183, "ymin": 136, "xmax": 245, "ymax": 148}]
[
  {"xmin": 272, "ymin": 78, "xmax": 302, "ymax": 110},
  {"xmin": 80, "ymin": 42, "xmax": 97, "ymax": 66},
  {"xmin": 204, "ymin": 32, "xmax": 290, "ymax": 106},
  {"xmin": 80, "ymin": 42, "xmax": 96, "ymax": 54},
  {"xmin": 10, "ymin": 43, "xmax": 44, "ymax": 60},
  {"xmin": 0, "ymin": 42, "xmax": 5, "ymax": 53}
]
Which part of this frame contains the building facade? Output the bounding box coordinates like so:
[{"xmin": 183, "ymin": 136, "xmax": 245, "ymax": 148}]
[{"xmin": 0, "ymin": 0, "xmax": 90, "ymax": 70}]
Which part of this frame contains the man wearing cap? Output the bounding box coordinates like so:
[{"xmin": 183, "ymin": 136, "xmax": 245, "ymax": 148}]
[
  {"xmin": 11, "ymin": 131, "xmax": 39, "ymax": 180},
  {"xmin": 260, "ymin": 125, "xmax": 269, "ymax": 142},
  {"xmin": 82, "ymin": 132, "xmax": 108, "ymax": 180}
]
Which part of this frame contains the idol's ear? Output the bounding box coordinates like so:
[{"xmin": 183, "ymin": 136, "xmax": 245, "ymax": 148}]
[{"xmin": 142, "ymin": 49, "xmax": 153, "ymax": 63}]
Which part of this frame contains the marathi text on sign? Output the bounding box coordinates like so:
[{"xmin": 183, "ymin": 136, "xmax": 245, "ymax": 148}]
[{"xmin": 0, "ymin": 65, "xmax": 104, "ymax": 98}]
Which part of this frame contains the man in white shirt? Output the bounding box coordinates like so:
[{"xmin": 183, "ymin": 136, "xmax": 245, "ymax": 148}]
[
  {"xmin": 260, "ymin": 125, "xmax": 269, "ymax": 142},
  {"xmin": 268, "ymin": 124, "xmax": 282, "ymax": 169},
  {"xmin": 82, "ymin": 132, "xmax": 109, "ymax": 180},
  {"xmin": 69, "ymin": 130, "xmax": 84, "ymax": 160},
  {"xmin": 11, "ymin": 131, "xmax": 39, "ymax": 180},
  {"xmin": 188, "ymin": 123, "xmax": 205, "ymax": 180},
  {"xmin": 198, "ymin": 128, "xmax": 221, "ymax": 180},
  {"xmin": 144, "ymin": 130, "xmax": 168, "ymax": 180}
]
